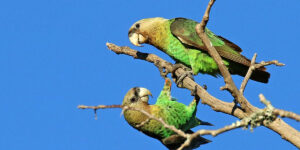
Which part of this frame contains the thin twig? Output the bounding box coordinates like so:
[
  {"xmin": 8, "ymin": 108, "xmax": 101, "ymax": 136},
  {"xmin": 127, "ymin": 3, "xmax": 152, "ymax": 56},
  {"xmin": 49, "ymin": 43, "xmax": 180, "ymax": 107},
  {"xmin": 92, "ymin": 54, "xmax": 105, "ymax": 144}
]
[
  {"xmin": 240, "ymin": 53, "xmax": 257, "ymax": 93},
  {"xmin": 259, "ymin": 94, "xmax": 300, "ymax": 122},
  {"xmin": 78, "ymin": 104, "xmax": 187, "ymax": 138},
  {"xmin": 273, "ymin": 109, "xmax": 300, "ymax": 122},
  {"xmin": 136, "ymin": 118, "xmax": 151, "ymax": 128},
  {"xmin": 256, "ymin": 60, "xmax": 285, "ymax": 68},
  {"xmin": 178, "ymin": 120, "xmax": 248, "ymax": 150},
  {"xmin": 78, "ymin": 104, "xmax": 123, "ymax": 120},
  {"xmin": 240, "ymin": 54, "xmax": 285, "ymax": 94},
  {"xmin": 78, "ymin": 104, "xmax": 122, "ymax": 109}
]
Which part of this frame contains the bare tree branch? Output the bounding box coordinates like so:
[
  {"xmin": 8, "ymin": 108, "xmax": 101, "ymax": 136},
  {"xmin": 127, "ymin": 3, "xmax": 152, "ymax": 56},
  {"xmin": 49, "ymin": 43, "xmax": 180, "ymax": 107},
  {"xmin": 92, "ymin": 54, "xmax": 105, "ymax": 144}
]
[
  {"xmin": 259, "ymin": 94, "xmax": 300, "ymax": 122},
  {"xmin": 78, "ymin": 104, "xmax": 122, "ymax": 120},
  {"xmin": 256, "ymin": 60, "xmax": 285, "ymax": 68},
  {"xmin": 195, "ymin": 0, "xmax": 254, "ymax": 113},
  {"xmin": 240, "ymin": 54, "xmax": 285, "ymax": 94},
  {"xmin": 240, "ymin": 53, "xmax": 257, "ymax": 93},
  {"xmin": 78, "ymin": 104, "xmax": 187, "ymax": 138},
  {"xmin": 136, "ymin": 118, "xmax": 151, "ymax": 128},
  {"xmin": 178, "ymin": 120, "xmax": 247, "ymax": 150},
  {"xmin": 78, "ymin": 104, "xmax": 122, "ymax": 109},
  {"xmin": 273, "ymin": 109, "xmax": 300, "ymax": 122}
]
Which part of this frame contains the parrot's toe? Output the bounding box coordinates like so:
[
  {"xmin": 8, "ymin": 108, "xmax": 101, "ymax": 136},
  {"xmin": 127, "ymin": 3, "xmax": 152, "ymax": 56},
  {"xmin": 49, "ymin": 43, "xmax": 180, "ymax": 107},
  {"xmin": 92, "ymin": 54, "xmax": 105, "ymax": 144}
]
[
  {"xmin": 171, "ymin": 63, "xmax": 194, "ymax": 87},
  {"xmin": 176, "ymin": 71, "xmax": 194, "ymax": 87}
]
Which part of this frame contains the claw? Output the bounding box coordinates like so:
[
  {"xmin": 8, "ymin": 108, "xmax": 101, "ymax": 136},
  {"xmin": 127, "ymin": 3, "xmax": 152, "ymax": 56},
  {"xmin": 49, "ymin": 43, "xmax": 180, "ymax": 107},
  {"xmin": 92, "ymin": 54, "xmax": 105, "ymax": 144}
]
[
  {"xmin": 171, "ymin": 64, "xmax": 187, "ymax": 76},
  {"xmin": 171, "ymin": 64, "xmax": 194, "ymax": 87},
  {"xmin": 191, "ymin": 85, "xmax": 198, "ymax": 96},
  {"xmin": 191, "ymin": 85, "xmax": 200, "ymax": 105}
]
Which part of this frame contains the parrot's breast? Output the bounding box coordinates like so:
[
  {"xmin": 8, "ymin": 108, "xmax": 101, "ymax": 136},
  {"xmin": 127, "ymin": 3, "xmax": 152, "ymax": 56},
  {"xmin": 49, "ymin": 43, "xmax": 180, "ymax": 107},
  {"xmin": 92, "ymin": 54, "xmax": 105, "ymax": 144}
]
[{"xmin": 148, "ymin": 21, "xmax": 192, "ymax": 67}]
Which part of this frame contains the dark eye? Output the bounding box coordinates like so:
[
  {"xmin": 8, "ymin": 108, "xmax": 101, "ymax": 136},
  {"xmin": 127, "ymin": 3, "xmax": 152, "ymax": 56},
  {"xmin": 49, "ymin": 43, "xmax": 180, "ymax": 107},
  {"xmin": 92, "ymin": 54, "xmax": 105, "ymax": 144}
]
[
  {"xmin": 130, "ymin": 97, "xmax": 137, "ymax": 103},
  {"xmin": 135, "ymin": 23, "xmax": 140, "ymax": 29}
]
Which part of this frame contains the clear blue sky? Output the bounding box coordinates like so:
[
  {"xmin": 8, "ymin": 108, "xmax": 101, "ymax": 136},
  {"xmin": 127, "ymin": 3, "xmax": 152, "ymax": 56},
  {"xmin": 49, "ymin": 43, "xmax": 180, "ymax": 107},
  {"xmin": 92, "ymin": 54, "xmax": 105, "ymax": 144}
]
[{"xmin": 0, "ymin": 0, "xmax": 299, "ymax": 149}]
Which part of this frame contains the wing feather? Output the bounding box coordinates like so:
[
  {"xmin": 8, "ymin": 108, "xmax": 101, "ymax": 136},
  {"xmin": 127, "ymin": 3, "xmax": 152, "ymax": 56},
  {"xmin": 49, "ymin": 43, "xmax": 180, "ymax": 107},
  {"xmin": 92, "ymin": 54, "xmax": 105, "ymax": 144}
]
[{"xmin": 170, "ymin": 18, "xmax": 265, "ymax": 70}]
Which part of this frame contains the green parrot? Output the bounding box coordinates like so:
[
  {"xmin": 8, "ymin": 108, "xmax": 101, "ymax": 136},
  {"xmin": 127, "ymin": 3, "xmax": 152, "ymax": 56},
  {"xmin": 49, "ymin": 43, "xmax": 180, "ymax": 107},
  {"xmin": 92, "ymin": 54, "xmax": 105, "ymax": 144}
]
[
  {"xmin": 122, "ymin": 78, "xmax": 212, "ymax": 149},
  {"xmin": 128, "ymin": 17, "xmax": 270, "ymax": 83}
]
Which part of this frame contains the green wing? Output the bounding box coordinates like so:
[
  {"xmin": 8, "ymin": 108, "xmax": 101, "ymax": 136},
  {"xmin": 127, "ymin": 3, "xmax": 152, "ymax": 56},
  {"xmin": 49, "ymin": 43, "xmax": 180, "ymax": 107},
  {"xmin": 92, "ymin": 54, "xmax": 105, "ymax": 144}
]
[{"xmin": 170, "ymin": 18, "xmax": 253, "ymax": 68}]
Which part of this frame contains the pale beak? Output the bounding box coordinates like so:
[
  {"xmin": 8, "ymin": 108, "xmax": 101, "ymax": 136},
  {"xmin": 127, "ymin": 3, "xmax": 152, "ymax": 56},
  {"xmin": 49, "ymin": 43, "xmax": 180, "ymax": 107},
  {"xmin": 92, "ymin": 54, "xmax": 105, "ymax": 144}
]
[
  {"xmin": 129, "ymin": 32, "xmax": 142, "ymax": 47},
  {"xmin": 128, "ymin": 27, "xmax": 148, "ymax": 47},
  {"xmin": 139, "ymin": 87, "xmax": 152, "ymax": 97},
  {"xmin": 138, "ymin": 87, "xmax": 153, "ymax": 103}
]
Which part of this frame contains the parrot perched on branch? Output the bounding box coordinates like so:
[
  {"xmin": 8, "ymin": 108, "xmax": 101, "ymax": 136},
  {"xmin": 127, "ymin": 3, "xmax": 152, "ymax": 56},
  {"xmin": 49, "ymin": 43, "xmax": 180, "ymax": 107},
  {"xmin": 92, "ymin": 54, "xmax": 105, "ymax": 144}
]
[
  {"xmin": 122, "ymin": 79, "xmax": 212, "ymax": 149},
  {"xmin": 128, "ymin": 17, "xmax": 270, "ymax": 83}
]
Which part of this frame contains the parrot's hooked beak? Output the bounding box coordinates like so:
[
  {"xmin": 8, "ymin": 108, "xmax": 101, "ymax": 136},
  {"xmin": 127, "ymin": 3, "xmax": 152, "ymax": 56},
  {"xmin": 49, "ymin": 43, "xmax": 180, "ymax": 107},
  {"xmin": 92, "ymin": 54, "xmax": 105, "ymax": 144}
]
[
  {"xmin": 138, "ymin": 87, "xmax": 153, "ymax": 102},
  {"xmin": 128, "ymin": 28, "xmax": 147, "ymax": 47}
]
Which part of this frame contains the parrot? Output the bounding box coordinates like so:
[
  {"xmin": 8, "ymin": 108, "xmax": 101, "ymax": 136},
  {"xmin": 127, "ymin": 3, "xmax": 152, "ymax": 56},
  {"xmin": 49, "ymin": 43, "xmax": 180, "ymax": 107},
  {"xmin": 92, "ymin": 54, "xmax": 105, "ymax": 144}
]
[
  {"xmin": 128, "ymin": 17, "xmax": 270, "ymax": 83},
  {"xmin": 122, "ymin": 78, "xmax": 212, "ymax": 149}
]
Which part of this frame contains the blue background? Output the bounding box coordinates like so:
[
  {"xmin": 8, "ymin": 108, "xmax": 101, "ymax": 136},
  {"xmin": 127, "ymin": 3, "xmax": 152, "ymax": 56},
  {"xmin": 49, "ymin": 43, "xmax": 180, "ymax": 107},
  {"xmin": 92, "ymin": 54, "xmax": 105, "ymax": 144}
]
[{"xmin": 0, "ymin": 0, "xmax": 299, "ymax": 149}]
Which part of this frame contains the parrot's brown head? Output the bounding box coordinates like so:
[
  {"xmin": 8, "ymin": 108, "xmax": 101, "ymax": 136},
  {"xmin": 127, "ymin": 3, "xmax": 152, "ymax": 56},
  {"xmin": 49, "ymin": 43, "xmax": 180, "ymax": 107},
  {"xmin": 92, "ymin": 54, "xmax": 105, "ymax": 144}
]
[
  {"xmin": 128, "ymin": 17, "xmax": 167, "ymax": 46},
  {"xmin": 122, "ymin": 87, "xmax": 152, "ymax": 107}
]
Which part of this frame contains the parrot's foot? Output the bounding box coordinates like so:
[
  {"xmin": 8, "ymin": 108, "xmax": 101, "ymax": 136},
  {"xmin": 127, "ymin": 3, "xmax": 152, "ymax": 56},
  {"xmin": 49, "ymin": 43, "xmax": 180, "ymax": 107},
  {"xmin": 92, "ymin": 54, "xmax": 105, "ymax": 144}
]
[
  {"xmin": 191, "ymin": 85, "xmax": 200, "ymax": 105},
  {"xmin": 191, "ymin": 84, "xmax": 207, "ymax": 96},
  {"xmin": 171, "ymin": 64, "xmax": 194, "ymax": 87},
  {"xmin": 191, "ymin": 85, "xmax": 207, "ymax": 104},
  {"xmin": 191, "ymin": 85, "xmax": 198, "ymax": 96}
]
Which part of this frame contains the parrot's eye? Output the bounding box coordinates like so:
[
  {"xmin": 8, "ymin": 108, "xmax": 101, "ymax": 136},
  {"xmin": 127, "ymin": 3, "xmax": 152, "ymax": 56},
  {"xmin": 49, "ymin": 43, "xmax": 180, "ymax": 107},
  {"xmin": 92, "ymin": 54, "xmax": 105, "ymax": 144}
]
[
  {"xmin": 130, "ymin": 97, "xmax": 137, "ymax": 103},
  {"xmin": 135, "ymin": 23, "xmax": 140, "ymax": 29}
]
